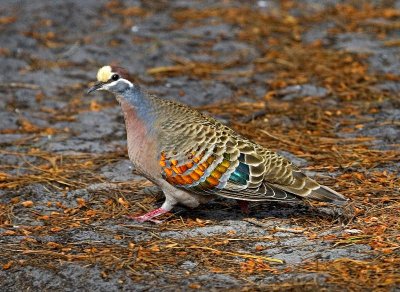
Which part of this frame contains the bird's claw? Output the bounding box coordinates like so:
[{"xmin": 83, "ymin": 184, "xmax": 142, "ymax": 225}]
[
  {"xmin": 125, "ymin": 207, "xmax": 168, "ymax": 224},
  {"xmin": 125, "ymin": 214, "xmax": 163, "ymax": 224}
]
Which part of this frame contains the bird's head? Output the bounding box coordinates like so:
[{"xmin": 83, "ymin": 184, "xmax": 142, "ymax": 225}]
[{"xmin": 87, "ymin": 65, "xmax": 133, "ymax": 95}]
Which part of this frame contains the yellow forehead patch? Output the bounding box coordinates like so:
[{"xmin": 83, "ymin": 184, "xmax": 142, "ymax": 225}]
[{"xmin": 97, "ymin": 66, "xmax": 112, "ymax": 82}]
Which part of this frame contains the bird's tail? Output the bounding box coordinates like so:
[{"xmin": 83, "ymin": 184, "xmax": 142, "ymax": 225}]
[
  {"xmin": 307, "ymin": 185, "xmax": 348, "ymax": 206},
  {"xmin": 272, "ymin": 171, "xmax": 348, "ymax": 206}
]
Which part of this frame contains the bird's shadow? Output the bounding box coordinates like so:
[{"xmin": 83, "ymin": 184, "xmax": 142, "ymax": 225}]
[
  {"xmin": 137, "ymin": 187, "xmax": 354, "ymax": 224},
  {"xmin": 170, "ymin": 198, "xmax": 354, "ymax": 224}
]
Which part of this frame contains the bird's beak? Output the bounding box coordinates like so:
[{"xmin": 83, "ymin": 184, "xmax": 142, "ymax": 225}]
[{"xmin": 87, "ymin": 81, "xmax": 105, "ymax": 94}]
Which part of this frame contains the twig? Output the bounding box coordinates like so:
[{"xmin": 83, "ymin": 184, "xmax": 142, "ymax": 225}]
[
  {"xmin": 0, "ymin": 82, "xmax": 40, "ymax": 90},
  {"xmin": 166, "ymin": 244, "xmax": 284, "ymax": 264},
  {"xmin": 258, "ymin": 129, "xmax": 301, "ymax": 147},
  {"xmin": 244, "ymin": 218, "xmax": 306, "ymax": 233},
  {"xmin": 22, "ymin": 249, "xmax": 91, "ymax": 260}
]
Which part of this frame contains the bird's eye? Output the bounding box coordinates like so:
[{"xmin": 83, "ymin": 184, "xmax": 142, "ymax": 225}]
[{"xmin": 111, "ymin": 74, "xmax": 120, "ymax": 81}]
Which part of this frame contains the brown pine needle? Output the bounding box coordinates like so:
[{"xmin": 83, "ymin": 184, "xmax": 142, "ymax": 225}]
[{"xmin": 166, "ymin": 244, "xmax": 284, "ymax": 264}]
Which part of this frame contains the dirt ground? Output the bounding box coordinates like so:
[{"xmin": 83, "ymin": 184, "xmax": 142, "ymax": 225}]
[{"xmin": 0, "ymin": 0, "xmax": 399, "ymax": 291}]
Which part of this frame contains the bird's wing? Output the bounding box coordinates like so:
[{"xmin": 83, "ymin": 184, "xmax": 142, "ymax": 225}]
[
  {"xmin": 156, "ymin": 100, "xmax": 347, "ymax": 205},
  {"xmin": 158, "ymin": 118, "xmax": 299, "ymax": 202}
]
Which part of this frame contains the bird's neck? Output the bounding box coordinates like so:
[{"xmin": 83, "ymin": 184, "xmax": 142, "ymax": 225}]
[
  {"xmin": 117, "ymin": 85, "xmax": 154, "ymax": 130},
  {"xmin": 122, "ymin": 84, "xmax": 145, "ymax": 104}
]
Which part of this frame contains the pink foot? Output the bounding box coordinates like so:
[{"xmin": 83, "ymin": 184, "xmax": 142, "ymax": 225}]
[
  {"xmin": 237, "ymin": 200, "xmax": 250, "ymax": 215},
  {"xmin": 126, "ymin": 207, "xmax": 169, "ymax": 223}
]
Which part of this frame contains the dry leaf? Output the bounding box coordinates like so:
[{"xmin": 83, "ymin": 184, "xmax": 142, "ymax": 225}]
[
  {"xmin": 21, "ymin": 201, "xmax": 34, "ymax": 208},
  {"xmin": 2, "ymin": 261, "xmax": 13, "ymax": 270}
]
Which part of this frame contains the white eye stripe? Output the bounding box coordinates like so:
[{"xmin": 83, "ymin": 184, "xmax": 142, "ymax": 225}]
[{"xmin": 103, "ymin": 78, "xmax": 133, "ymax": 89}]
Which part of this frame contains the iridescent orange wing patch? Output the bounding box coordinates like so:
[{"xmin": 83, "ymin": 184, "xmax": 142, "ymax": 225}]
[
  {"xmin": 160, "ymin": 151, "xmax": 206, "ymax": 186},
  {"xmin": 160, "ymin": 151, "xmax": 232, "ymax": 190}
]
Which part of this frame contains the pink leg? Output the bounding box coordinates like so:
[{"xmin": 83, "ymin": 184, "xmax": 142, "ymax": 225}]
[
  {"xmin": 237, "ymin": 200, "xmax": 250, "ymax": 214},
  {"xmin": 127, "ymin": 207, "xmax": 169, "ymax": 223}
]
